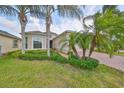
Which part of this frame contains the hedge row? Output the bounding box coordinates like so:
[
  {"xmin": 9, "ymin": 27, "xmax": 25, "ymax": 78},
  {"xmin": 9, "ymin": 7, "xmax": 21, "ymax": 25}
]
[{"xmin": 7, "ymin": 50, "xmax": 99, "ymax": 69}]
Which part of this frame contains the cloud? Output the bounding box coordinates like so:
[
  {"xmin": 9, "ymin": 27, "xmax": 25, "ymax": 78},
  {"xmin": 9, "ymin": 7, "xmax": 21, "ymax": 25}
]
[
  {"xmin": 24, "ymin": 16, "xmax": 93, "ymax": 34},
  {"xmin": 84, "ymin": 5, "xmax": 98, "ymax": 16},
  {"xmin": 0, "ymin": 15, "xmax": 93, "ymax": 37},
  {"xmin": 0, "ymin": 16, "xmax": 20, "ymax": 36},
  {"xmin": 51, "ymin": 18, "xmax": 83, "ymax": 34},
  {"xmin": 26, "ymin": 17, "xmax": 42, "ymax": 31},
  {"xmin": 26, "ymin": 16, "xmax": 84, "ymax": 34}
]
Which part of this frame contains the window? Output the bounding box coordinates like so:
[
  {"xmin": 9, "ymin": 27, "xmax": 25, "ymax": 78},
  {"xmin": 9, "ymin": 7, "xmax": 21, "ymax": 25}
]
[
  {"xmin": 25, "ymin": 37, "xmax": 28, "ymax": 49},
  {"xmin": 32, "ymin": 35, "xmax": 42, "ymax": 49},
  {"xmin": 13, "ymin": 40, "xmax": 18, "ymax": 48},
  {"xmin": 33, "ymin": 41, "xmax": 42, "ymax": 48}
]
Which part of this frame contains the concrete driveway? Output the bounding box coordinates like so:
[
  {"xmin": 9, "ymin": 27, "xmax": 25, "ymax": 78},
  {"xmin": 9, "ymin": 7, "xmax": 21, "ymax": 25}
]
[{"xmin": 78, "ymin": 51, "xmax": 124, "ymax": 72}]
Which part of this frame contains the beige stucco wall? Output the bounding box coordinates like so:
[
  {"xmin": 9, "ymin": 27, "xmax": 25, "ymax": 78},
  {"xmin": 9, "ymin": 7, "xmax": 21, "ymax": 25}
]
[
  {"xmin": 52, "ymin": 32, "xmax": 82, "ymax": 54},
  {"xmin": 26, "ymin": 33, "xmax": 57, "ymax": 50},
  {"xmin": 25, "ymin": 34, "xmax": 32, "ymax": 49},
  {"xmin": 0, "ymin": 35, "xmax": 21, "ymax": 54},
  {"xmin": 52, "ymin": 32, "xmax": 70, "ymax": 53}
]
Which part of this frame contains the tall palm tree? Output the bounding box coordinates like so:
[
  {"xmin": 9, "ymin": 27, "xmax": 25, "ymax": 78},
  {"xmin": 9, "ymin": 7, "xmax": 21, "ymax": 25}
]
[
  {"xmin": 88, "ymin": 6, "xmax": 124, "ymax": 57},
  {"xmin": 40, "ymin": 5, "xmax": 83, "ymax": 57},
  {"xmin": 0, "ymin": 5, "xmax": 41, "ymax": 54}
]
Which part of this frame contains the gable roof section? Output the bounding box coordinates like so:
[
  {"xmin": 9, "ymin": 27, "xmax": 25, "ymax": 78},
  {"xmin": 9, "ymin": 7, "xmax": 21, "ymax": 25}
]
[
  {"xmin": 24, "ymin": 31, "xmax": 58, "ymax": 36},
  {"xmin": 52, "ymin": 30, "xmax": 72, "ymax": 40},
  {"xmin": 0, "ymin": 30, "xmax": 21, "ymax": 39}
]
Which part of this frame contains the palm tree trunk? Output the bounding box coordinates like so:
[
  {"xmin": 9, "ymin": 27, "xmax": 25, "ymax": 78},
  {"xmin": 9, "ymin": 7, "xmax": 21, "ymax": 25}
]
[
  {"xmin": 46, "ymin": 16, "xmax": 51, "ymax": 57},
  {"xmin": 88, "ymin": 36, "xmax": 96, "ymax": 57},
  {"xmin": 72, "ymin": 46, "xmax": 78, "ymax": 57},
  {"xmin": 21, "ymin": 23, "xmax": 26, "ymax": 54}
]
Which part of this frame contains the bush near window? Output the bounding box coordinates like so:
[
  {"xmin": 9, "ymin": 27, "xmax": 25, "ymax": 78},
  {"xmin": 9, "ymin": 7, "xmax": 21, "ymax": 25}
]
[
  {"xmin": 7, "ymin": 50, "xmax": 68, "ymax": 63},
  {"xmin": 19, "ymin": 54, "xmax": 48, "ymax": 60},
  {"xmin": 25, "ymin": 50, "xmax": 47, "ymax": 54},
  {"xmin": 68, "ymin": 54, "xmax": 99, "ymax": 69}
]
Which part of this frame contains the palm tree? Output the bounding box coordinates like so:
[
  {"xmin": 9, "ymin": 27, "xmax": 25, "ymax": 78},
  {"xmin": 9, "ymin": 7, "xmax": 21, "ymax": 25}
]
[
  {"xmin": 0, "ymin": 5, "xmax": 41, "ymax": 54},
  {"xmin": 77, "ymin": 32, "xmax": 92, "ymax": 58},
  {"xmin": 102, "ymin": 5, "xmax": 118, "ymax": 14},
  {"xmin": 60, "ymin": 32, "xmax": 79, "ymax": 57},
  {"xmin": 40, "ymin": 5, "xmax": 83, "ymax": 57},
  {"xmin": 88, "ymin": 6, "xmax": 124, "ymax": 57},
  {"xmin": 77, "ymin": 14, "xmax": 93, "ymax": 58}
]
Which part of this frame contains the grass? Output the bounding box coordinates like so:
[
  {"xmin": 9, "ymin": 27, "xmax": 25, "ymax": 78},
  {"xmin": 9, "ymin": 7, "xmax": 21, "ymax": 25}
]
[
  {"xmin": 95, "ymin": 49, "xmax": 124, "ymax": 57},
  {"xmin": 0, "ymin": 56, "xmax": 124, "ymax": 88},
  {"xmin": 114, "ymin": 52, "xmax": 124, "ymax": 56}
]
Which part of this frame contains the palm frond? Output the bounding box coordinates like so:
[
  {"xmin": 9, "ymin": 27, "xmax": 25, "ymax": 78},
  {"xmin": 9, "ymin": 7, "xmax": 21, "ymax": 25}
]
[
  {"xmin": 0, "ymin": 5, "xmax": 18, "ymax": 16},
  {"xmin": 60, "ymin": 41, "xmax": 69, "ymax": 51},
  {"xmin": 57, "ymin": 5, "xmax": 83, "ymax": 19},
  {"xmin": 29, "ymin": 5, "xmax": 46, "ymax": 18},
  {"xmin": 102, "ymin": 5, "xmax": 118, "ymax": 14}
]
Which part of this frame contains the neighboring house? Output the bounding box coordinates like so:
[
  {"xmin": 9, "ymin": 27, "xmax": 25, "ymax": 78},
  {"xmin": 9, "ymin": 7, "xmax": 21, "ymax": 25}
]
[
  {"xmin": 0, "ymin": 30, "xmax": 21, "ymax": 54},
  {"xmin": 52, "ymin": 30, "xmax": 71, "ymax": 53},
  {"xmin": 24, "ymin": 31, "xmax": 57, "ymax": 50}
]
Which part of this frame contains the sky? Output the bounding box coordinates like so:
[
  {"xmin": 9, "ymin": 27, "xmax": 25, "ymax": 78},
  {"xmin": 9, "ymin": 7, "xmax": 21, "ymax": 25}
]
[{"xmin": 0, "ymin": 5, "xmax": 124, "ymax": 37}]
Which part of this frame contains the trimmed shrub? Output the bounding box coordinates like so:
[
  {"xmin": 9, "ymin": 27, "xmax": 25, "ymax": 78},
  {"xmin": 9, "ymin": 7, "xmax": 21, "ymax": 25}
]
[
  {"xmin": 68, "ymin": 57, "xmax": 81, "ymax": 67},
  {"xmin": 25, "ymin": 50, "xmax": 47, "ymax": 54},
  {"xmin": 68, "ymin": 54, "xmax": 99, "ymax": 69},
  {"xmin": 80, "ymin": 58, "xmax": 99, "ymax": 69},
  {"xmin": 19, "ymin": 54, "xmax": 48, "ymax": 60},
  {"xmin": 51, "ymin": 51, "xmax": 68, "ymax": 63},
  {"xmin": 7, "ymin": 50, "xmax": 99, "ymax": 70},
  {"xmin": 7, "ymin": 50, "xmax": 67, "ymax": 63},
  {"xmin": 7, "ymin": 50, "xmax": 21, "ymax": 58}
]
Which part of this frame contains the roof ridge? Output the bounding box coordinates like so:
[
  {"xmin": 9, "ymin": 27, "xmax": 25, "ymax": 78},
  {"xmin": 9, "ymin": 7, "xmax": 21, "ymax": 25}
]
[{"xmin": 0, "ymin": 30, "xmax": 20, "ymax": 39}]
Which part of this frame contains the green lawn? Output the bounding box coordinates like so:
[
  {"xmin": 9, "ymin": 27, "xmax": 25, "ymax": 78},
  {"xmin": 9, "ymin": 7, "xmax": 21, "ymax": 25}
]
[
  {"xmin": 114, "ymin": 52, "xmax": 124, "ymax": 56},
  {"xmin": 0, "ymin": 57, "xmax": 124, "ymax": 88}
]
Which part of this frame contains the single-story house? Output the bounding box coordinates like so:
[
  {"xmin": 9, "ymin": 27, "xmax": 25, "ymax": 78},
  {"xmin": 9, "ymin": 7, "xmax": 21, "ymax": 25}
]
[
  {"xmin": 24, "ymin": 31, "xmax": 57, "ymax": 50},
  {"xmin": 0, "ymin": 30, "xmax": 72, "ymax": 54},
  {"xmin": 0, "ymin": 30, "xmax": 21, "ymax": 54}
]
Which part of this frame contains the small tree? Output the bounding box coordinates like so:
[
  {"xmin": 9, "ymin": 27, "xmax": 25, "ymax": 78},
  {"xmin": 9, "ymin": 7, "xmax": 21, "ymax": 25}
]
[
  {"xmin": 77, "ymin": 32, "xmax": 92, "ymax": 58},
  {"xmin": 60, "ymin": 32, "xmax": 79, "ymax": 57}
]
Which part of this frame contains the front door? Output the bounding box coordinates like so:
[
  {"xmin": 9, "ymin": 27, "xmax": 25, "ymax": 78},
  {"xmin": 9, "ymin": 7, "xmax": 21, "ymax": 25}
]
[{"xmin": 50, "ymin": 40, "xmax": 52, "ymax": 48}]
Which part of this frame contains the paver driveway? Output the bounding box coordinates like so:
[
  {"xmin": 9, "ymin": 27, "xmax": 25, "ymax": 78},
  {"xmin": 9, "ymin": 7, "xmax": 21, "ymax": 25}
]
[{"xmin": 78, "ymin": 50, "xmax": 124, "ymax": 72}]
